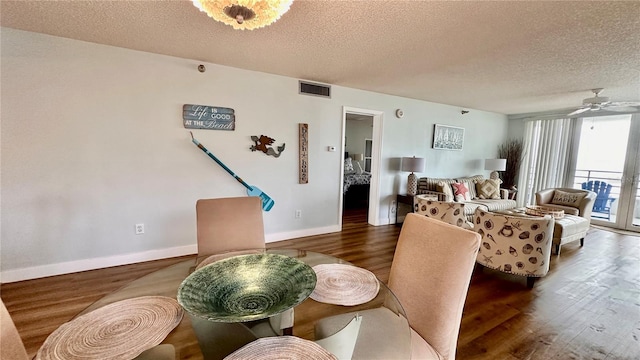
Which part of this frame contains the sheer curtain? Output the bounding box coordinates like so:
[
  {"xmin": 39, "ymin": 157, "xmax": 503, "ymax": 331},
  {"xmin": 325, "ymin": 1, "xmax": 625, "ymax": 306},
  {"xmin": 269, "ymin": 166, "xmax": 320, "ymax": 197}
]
[{"xmin": 517, "ymin": 118, "xmax": 579, "ymax": 207}]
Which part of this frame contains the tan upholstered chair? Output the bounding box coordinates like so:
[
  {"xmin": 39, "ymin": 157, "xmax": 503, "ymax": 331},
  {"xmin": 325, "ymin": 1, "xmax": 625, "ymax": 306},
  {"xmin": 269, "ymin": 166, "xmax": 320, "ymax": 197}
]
[
  {"xmin": 196, "ymin": 196, "xmax": 265, "ymax": 261},
  {"xmin": 194, "ymin": 197, "xmax": 293, "ymax": 351},
  {"xmin": 1, "ymin": 299, "xmax": 29, "ymax": 360},
  {"xmin": 315, "ymin": 213, "xmax": 481, "ymax": 359},
  {"xmin": 473, "ymin": 209, "xmax": 554, "ymax": 288},
  {"xmin": 535, "ymin": 188, "xmax": 596, "ymax": 219},
  {"xmin": 1, "ymin": 299, "xmax": 175, "ymax": 360},
  {"xmin": 414, "ymin": 198, "xmax": 473, "ymax": 230}
]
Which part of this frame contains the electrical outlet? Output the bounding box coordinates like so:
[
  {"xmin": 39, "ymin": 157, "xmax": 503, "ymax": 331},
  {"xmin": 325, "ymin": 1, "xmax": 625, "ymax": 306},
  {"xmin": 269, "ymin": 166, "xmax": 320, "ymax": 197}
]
[
  {"xmin": 390, "ymin": 200, "xmax": 397, "ymax": 214},
  {"xmin": 295, "ymin": 210, "xmax": 302, "ymax": 219},
  {"xmin": 135, "ymin": 223, "xmax": 144, "ymax": 235}
]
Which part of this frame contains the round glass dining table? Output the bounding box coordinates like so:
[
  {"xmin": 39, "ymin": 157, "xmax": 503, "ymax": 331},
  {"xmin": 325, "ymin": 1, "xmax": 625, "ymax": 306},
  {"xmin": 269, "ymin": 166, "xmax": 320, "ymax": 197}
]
[{"xmin": 79, "ymin": 248, "xmax": 411, "ymax": 359}]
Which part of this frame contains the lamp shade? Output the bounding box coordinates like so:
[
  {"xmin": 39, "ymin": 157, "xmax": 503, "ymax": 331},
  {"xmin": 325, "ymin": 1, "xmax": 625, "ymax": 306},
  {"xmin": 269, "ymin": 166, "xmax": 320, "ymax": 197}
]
[
  {"xmin": 351, "ymin": 153, "xmax": 364, "ymax": 161},
  {"xmin": 401, "ymin": 157, "xmax": 425, "ymax": 173},
  {"xmin": 484, "ymin": 158, "xmax": 507, "ymax": 171}
]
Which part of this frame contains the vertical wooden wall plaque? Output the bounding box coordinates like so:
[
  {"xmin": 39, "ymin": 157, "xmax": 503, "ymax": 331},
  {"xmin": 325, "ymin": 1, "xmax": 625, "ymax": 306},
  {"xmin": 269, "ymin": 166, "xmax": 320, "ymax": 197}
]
[{"xmin": 299, "ymin": 123, "xmax": 309, "ymax": 184}]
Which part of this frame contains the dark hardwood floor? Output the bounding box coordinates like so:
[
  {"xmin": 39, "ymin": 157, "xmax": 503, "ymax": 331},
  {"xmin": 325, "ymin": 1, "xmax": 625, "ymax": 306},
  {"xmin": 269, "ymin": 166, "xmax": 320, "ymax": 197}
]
[{"xmin": 2, "ymin": 208, "xmax": 639, "ymax": 359}]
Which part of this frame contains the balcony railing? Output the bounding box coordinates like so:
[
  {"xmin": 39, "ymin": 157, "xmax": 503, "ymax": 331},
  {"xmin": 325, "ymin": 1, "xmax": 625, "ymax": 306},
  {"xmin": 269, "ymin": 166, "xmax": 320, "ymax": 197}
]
[{"xmin": 572, "ymin": 169, "xmax": 623, "ymax": 198}]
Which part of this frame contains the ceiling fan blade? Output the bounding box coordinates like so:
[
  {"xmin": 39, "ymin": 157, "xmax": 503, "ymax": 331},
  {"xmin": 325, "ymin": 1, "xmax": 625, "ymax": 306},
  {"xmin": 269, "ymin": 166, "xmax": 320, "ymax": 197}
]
[
  {"xmin": 568, "ymin": 107, "xmax": 591, "ymax": 116},
  {"xmin": 608, "ymin": 101, "xmax": 640, "ymax": 107},
  {"xmin": 605, "ymin": 106, "xmax": 639, "ymax": 112}
]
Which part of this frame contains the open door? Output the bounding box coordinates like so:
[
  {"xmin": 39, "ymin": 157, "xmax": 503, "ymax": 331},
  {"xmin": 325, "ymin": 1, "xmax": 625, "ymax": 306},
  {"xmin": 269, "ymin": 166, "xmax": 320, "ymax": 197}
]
[{"xmin": 339, "ymin": 107, "xmax": 383, "ymax": 228}]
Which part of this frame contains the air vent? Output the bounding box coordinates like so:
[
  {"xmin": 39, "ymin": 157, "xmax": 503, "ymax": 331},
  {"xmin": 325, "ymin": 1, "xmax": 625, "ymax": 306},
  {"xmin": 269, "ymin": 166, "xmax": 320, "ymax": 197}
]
[{"xmin": 299, "ymin": 80, "xmax": 331, "ymax": 98}]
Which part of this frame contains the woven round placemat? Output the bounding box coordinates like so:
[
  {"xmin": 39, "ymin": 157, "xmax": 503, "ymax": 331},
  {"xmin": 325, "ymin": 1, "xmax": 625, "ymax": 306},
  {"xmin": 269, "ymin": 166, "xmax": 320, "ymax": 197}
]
[
  {"xmin": 310, "ymin": 263, "xmax": 380, "ymax": 306},
  {"xmin": 225, "ymin": 336, "xmax": 337, "ymax": 360},
  {"xmin": 35, "ymin": 296, "xmax": 183, "ymax": 360}
]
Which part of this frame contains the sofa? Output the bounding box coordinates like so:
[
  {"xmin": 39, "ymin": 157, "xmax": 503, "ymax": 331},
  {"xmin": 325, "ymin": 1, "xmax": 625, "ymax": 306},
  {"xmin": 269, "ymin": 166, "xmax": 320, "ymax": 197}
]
[{"xmin": 416, "ymin": 175, "xmax": 516, "ymax": 221}]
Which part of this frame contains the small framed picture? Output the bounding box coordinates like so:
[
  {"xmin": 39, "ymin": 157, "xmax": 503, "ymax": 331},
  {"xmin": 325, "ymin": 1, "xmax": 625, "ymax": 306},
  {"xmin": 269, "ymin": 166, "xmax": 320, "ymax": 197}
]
[{"xmin": 433, "ymin": 124, "xmax": 465, "ymax": 150}]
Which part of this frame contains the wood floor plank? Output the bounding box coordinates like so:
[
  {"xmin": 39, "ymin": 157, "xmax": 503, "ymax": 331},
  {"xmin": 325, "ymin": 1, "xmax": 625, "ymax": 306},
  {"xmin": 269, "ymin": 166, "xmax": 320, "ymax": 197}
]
[{"xmin": 2, "ymin": 209, "xmax": 639, "ymax": 359}]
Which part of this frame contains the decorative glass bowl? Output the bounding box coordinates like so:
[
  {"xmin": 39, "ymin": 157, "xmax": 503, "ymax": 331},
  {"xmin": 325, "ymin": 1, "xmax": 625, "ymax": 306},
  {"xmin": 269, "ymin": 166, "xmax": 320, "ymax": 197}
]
[
  {"xmin": 525, "ymin": 205, "xmax": 565, "ymax": 219},
  {"xmin": 177, "ymin": 253, "xmax": 317, "ymax": 322}
]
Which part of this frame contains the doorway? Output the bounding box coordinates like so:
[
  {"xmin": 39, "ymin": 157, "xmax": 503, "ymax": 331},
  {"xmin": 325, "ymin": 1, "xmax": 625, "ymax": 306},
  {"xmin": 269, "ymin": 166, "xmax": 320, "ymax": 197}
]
[
  {"xmin": 343, "ymin": 114, "xmax": 373, "ymax": 225},
  {"xmin": 340, "ymin": 107, "xmax": 383, "ymax": 228},
  {"xmin": 572, "ymin": 113, "xmax": 640, "ymax": 232}
]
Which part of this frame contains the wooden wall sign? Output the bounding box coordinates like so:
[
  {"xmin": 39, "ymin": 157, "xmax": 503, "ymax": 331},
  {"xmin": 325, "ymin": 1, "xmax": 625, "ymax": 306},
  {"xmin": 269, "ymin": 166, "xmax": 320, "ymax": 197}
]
[
  {"xmin": 183, "ymin": 104, "xmax": 235, "ymax": 130},
  {"xmin": 299, "ymin": 123, "xmax": 309, "ymax": 184}
]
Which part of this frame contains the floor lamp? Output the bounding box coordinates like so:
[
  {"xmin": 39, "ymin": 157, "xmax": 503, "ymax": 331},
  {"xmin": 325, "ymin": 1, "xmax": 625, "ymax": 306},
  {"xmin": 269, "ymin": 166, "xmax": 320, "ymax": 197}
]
[{"xmin": 402, "ymin": 157, "xmax": 426, "ymax": 196}]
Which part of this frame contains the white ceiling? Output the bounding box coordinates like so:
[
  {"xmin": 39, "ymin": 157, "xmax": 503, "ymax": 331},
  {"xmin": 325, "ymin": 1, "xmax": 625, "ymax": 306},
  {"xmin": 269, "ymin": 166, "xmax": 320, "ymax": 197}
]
[{"xmin": 1, "ymin": 0, "xmax": 639, "ymax": 115}]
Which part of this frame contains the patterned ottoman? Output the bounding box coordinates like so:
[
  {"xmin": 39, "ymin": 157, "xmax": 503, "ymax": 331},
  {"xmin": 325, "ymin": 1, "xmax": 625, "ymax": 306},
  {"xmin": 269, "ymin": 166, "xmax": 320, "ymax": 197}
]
[{"xmin": 552, "ymin": 214, "xmax": 590, "ymax": 255}]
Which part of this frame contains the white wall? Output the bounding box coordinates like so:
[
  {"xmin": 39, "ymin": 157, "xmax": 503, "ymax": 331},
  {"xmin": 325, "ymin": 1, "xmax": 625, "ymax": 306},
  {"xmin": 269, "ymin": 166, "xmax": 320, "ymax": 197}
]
[
  {"xmin": 507, "ymin": 118, "xmax": 526, "ymax": 140},
  {"xmin": 0, "ymin": 28, "xmax": 508, "ymax": 281}
]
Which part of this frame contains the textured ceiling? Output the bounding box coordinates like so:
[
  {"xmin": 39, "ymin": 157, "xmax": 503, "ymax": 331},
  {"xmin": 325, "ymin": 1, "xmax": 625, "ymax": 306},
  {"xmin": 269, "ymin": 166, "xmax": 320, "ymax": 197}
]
[{"xmin": 1, "ymin": 0, "xmax": 639, "ymax": 115}]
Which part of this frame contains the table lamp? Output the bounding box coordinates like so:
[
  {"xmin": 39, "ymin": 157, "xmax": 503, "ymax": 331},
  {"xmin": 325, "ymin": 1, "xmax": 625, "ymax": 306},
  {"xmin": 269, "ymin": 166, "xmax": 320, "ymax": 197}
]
[
  {"xmin": 351, "ymin": 153, "xmax": 364, "ymax": 174},
  {"xmin": 401, "ymin": 156, "xmax": 426, "ymax": 196},
  {"xmin": 484, "ymin": 158, "xmax": 507, "ymax": 181}
]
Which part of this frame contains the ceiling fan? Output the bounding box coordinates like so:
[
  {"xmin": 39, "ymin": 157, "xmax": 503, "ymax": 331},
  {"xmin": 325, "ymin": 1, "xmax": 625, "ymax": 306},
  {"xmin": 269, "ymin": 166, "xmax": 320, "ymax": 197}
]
[{"xmin": 567, "ymin": 88, "xmax": 640, "ymax": 116}]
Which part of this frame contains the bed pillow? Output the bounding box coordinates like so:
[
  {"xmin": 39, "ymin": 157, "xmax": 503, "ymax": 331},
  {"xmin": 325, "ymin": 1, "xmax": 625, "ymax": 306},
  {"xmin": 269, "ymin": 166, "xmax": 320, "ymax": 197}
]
[{"xmin": 451, "ymin": 182, "xmax": 471, "ymax": 202}]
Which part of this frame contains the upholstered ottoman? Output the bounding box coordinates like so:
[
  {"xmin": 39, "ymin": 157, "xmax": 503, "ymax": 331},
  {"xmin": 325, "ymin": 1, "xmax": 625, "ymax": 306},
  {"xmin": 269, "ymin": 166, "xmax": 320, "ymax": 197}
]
[{"xmin": 552, "ymin": 214, "xmax": 590, "ymax": 255}]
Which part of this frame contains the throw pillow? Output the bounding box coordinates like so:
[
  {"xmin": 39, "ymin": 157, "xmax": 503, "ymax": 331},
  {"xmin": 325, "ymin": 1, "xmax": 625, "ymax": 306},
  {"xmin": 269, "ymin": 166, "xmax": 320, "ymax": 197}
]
[
  {"xmin": 475, "ymin": 179, "xmax": 501, "ymax": 199},
  {"xmin": 436, "ymin": 181, "xmax": 455, "ymax": 202},
  {"xmin": 551, "ymin": 190, "xmax": 586, "ymax": 207},
  {"xmin": 457, "ymin": 175, "xmax": 485, "ymax": 199},
  {"xmin": 451, "ymin": 182, "xmax": 471, "ymax": 202}
]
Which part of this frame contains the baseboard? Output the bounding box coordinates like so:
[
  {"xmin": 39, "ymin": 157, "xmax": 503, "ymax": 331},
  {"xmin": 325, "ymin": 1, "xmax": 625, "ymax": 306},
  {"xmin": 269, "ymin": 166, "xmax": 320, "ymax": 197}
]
[
  {"xmin": 265, "ymin": 225, "xmax": 341, "ymax": 243},
  {"xmin": 0, "ymin": 244, "xmax": 198, "ymax": 283},
  {"xmin": 1, "ymin": 225, "xmax": 346, "ymax": 283}
]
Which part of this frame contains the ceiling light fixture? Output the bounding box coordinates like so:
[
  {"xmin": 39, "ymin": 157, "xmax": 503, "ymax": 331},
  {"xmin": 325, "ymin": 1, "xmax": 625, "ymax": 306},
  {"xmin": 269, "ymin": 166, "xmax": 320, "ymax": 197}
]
[{"xmin": 192, "ymin": 0, "xmax": 294, "ymax": 30}]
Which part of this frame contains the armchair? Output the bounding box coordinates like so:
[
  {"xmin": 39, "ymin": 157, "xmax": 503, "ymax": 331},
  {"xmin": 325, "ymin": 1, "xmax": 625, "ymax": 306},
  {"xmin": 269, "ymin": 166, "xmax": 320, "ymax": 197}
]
[
  {"xmin": 535, "ymin": 188, "xmax": 596, "ymax": 219},
  {"xmin": 474, "ymin": 209, "xmax": 554, "ymax": 288},
  {"xmin": 414, "ymin": 198, "xmax": 473, "ymax": 230}
]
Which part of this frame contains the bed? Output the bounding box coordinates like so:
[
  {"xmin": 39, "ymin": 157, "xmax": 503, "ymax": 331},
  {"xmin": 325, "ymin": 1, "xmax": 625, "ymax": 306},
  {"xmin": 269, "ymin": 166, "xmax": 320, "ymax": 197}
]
[
  {"xmin": 343, "ymin": 157, "xmax": 371, "ymax": 208},
  {"xmin": 344, "ymin": 173, "xmax": 371, "ymax": 194}
]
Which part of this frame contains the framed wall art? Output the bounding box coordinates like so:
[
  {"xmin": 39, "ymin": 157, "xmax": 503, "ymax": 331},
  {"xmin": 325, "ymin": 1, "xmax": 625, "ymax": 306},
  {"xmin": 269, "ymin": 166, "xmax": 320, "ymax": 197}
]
[{"xmin": 433, "ymin": 124, "xmax": 465, "ymax": 151}]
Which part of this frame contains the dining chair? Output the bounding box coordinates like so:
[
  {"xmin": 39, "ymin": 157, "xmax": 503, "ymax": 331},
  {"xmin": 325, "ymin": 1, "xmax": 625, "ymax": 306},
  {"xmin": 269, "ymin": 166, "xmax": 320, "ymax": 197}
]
[
  {"xmin": 1, "ymin": 299, "xmax": 29, "ymax": 360},
  {"xmin": 195, "ymin": 197, "xmax": 293, "ymax": 342},
  {"xmin": 1, "ymin": 299, "xmax": 175, "ymax": 360},
  {"xmin": 315, "ymin": 213, "xmax": 481, "ymax": 359},
  {"xmin": 196, "ymin": 196, "xmax": 265, "ymax": 260},
  {"xmin": 315, "ymin": 315, "xmax": 362, "ymax": 360}
]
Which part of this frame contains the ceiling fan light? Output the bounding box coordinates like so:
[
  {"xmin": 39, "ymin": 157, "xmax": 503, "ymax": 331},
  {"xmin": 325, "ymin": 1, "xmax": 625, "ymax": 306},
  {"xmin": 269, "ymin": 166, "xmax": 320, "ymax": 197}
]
[{"xmin": 192, "ymin": 0, "xmax": 294, "ymax": 30}]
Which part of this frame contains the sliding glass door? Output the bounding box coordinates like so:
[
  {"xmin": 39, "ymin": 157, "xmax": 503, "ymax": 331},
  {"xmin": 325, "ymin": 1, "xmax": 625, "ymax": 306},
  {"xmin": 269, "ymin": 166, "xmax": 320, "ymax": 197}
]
[
  {"xmin": 573, "ymin": 114, "xmax": 640, "ymax": 232},
  {"xmin": 619, "ymin": 116, "xmax": 640, "ymax": 231}
]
